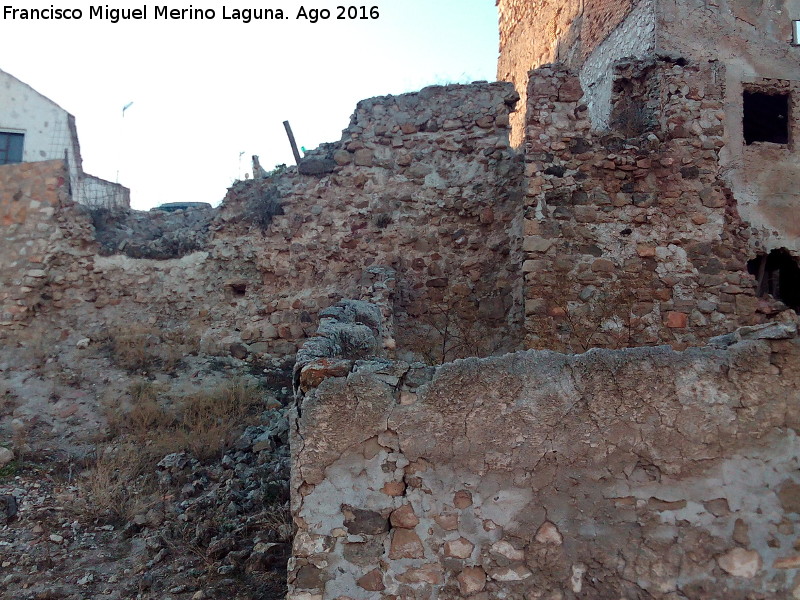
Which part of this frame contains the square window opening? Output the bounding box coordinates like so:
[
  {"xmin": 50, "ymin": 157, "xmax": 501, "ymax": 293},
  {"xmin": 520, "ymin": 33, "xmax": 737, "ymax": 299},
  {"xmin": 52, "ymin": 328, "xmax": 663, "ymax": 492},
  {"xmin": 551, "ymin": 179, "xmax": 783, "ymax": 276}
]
[
  {"xmin": 0, "ymin": 132, "xmax": 24, "ymax": 165},
  {"xmin": 743, "ymin": 91, "xmax": 790, "ymax": 145}
]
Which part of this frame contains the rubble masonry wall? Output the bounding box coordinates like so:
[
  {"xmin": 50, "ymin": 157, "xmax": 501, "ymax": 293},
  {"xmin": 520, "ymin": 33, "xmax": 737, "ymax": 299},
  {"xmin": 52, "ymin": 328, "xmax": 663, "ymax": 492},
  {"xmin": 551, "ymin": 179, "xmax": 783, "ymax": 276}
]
[
  {"xmin": 290, "ymin": 312, "xmax": 800, "ymax": 599},
  {"xmin": 0, "ymin": 83, "xmax": 525, "ymax": 366},
  {"xmin": 0, "ymin": 160, "xmax": 96, "ymax": 330},
  {"xmin": 520, "ymin": 60, "xmax": 784, "ymax": 353}
]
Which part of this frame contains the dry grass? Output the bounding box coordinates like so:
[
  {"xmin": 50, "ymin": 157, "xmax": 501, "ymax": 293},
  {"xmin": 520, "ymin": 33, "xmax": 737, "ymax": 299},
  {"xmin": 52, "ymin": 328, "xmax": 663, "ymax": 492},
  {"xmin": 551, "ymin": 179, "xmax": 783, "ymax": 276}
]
[
  {"xmin": 104, "ymin": 324, "xmax": 200, "ymax": 374},
  {"xmin": 77, "ymin": 444, "xmax": 160, "ymax": 523},
  {"xmin": 115, "ymin": 378, "xmax": 261, "ymax": 456},
  {"xmin": 101, "ymin": 381, "xmax": 169, "ymax": 439},
  {"xmin": 81, "ymin": 379, "xmax": 263, "ymax": 522},
  {"xmin": 15, "ymin": 322, "xmax": 54, "ymax": 369},
  {"xmin": 175, "ymin": 380, "xmax": 260, "ymax": 459},
  {"xmin": 0, "ymin": 383, "xmax": 17, "ymax": 418},
  {"xmin": 106, "ymin": 324, "xmax": 160, "ymax": 372},
  {"xmin": 256, "ymin": 503, "xmax": 295, "ymax": 542}
]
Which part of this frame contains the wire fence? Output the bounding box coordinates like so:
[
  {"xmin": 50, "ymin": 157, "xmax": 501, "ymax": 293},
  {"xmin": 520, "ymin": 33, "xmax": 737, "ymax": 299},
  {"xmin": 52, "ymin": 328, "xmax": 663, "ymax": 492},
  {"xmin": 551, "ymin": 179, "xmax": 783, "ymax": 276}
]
[
  {"xmin": 40, "ymin": 114, "xmax": 131, "ymax": 209},
  {"xmin": 73, "ymin": 175, "xmax": 130, "ymax": 209}
]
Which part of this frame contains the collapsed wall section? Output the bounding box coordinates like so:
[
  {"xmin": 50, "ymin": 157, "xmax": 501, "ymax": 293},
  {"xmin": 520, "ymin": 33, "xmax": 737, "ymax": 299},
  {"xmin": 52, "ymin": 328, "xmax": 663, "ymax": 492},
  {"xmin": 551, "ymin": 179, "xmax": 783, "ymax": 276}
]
[
  {"xmin": 521, "ymin": 59, "xmax": 784, "ymax": 352},
  {"xmin": 290, "ymin": 305, "xmax": 800, "ymax": 598}
]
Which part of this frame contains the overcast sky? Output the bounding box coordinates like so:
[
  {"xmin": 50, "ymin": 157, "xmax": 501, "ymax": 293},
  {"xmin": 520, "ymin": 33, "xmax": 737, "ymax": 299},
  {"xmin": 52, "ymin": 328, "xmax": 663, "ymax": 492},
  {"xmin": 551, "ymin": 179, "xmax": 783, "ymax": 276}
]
[{"xmin": 0, "ymin": 1, "xmax": 499, "ymax": 209}]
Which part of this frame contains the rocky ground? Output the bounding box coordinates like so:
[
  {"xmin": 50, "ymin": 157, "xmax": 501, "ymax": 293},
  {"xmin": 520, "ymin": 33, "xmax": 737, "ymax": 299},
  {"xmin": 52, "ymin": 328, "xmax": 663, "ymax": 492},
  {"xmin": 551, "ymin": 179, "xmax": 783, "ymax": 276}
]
[{"xmin": 0, "ymin": 331, "xmax": 295, "ymax": 600}]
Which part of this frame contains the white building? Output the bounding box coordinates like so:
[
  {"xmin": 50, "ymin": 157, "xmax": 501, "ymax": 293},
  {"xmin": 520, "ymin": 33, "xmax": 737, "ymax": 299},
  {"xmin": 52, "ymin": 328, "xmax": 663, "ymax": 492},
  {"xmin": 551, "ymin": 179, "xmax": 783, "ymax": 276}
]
[{"xmin": 0, "ymin": 68, "xmax": 129, "ymax": 208}]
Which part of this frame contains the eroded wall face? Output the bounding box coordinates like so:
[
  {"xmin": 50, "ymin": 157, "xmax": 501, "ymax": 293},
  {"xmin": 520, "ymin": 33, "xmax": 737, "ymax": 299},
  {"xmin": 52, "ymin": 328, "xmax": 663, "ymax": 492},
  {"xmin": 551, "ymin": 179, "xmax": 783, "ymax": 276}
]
[
  {"xmin": 520, "ymin": 61, "xmax": 785, "ymax": 352},
  {"xmin": 0, "ymin": 84, "xmax": 526, "ymax": 365},
  {"xmin": 497, "ymin": 0, "xmax": 638, "ymax": 146},
  {"xmin": 722, "ymin": 75, "xmax": 800, "ymax": 253},
  {"xmin": 290, "ymin": 324, "xmax": 800, "ymax": 598}
]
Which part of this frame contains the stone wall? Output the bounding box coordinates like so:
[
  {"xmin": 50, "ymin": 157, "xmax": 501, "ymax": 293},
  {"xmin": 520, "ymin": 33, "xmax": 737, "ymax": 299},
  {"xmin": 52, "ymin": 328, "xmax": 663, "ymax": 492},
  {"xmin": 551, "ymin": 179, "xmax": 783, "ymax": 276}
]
[
  {"xmin": 499, "ymin": 0, "xmax": 800, "ymax": 232},
  {"xmin": 0, "ymin": 83, "xmax": 526, "ymax": 366},
  {"xmin": 521, "ymin": 60, "xmax": 784, "ymax": 352},
  {"xmin": 2, "ymin": 67, "xmax": 791, "ymax": 364},
  {"xmin": 289, "ymin": 305, "xmax": 800, "ymax": 599},
  {"xmin": 0, "ymin": 160, "xmax": 96, "ymax": 330}
]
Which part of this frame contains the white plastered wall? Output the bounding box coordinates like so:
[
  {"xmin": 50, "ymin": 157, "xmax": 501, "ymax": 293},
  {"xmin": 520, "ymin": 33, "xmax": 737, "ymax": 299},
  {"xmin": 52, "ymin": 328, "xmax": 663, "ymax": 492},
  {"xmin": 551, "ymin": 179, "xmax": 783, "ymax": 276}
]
[{"xmin": 0, "ymin": 68, "xmax": 82, "ymax": 194}]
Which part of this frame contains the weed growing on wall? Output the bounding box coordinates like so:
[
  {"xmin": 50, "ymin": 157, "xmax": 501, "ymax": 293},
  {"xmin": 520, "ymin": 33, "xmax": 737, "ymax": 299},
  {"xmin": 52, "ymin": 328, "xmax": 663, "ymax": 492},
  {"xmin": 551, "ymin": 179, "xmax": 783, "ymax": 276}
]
[
  {"xmin": 227, "ymin": 179, "xmax": 285, "ymax": 232},
  {"xmin": 247, "ymin": 185, "xmax": 284, "ymax": 231},
  {"xmin": 528, "ymin": 278, "xmax": 638, "ymax": 353}
]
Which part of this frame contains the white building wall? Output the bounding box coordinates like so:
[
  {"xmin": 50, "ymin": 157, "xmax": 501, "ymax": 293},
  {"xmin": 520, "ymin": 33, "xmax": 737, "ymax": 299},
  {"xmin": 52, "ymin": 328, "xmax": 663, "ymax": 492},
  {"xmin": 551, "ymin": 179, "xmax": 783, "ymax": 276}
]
[
  {"xmin": 0, "ymin": 68, "xmax": 129, "ymax": 208},
  {"xmin": 0, "ymin": 69, "xmax": 81, "ymax": 190},
  {"xmin": 579, "ymin": 0, "xmax": 656, "ymax": 129}
]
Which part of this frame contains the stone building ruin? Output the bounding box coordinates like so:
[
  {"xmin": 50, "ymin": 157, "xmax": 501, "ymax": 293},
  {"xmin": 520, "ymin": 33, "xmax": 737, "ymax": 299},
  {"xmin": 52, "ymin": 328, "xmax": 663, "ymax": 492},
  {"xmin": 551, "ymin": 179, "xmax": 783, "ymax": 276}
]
[
  {"xmin": 1, "ymin": 1, "xmax": 800, "ymax": 598},
  {"xmin": 286, "ymin": 1, "xmax": 800, "ymax": 597},
  {"xmin": 496, "ymin": 0, "xmax": 800, "ymax": 352}
]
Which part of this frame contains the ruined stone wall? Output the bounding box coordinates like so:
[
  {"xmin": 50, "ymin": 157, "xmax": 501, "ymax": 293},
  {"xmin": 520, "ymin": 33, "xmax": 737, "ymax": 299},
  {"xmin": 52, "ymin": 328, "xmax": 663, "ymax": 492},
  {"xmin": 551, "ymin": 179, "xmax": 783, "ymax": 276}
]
[
  {"xmin": 0, "ymin": 160, "xmax": 96, "ymax": 330},
  {"xmin": 521, "ymin": 60, "xmax": 783, "ymax": 352},
  {"xmin": 290, "ymin": 308, "xmax": 800, "ymax": 599},
  {"xmin": 496, "ymin": 0, "xmax": 640, "ymax": 146},
  {"xmin": 0, "ymin": 83, "xmax": 525, "ymax": 366},
  {"xmin": 499, "ymin": 0, "xmax": 800, "ymax": 225}
]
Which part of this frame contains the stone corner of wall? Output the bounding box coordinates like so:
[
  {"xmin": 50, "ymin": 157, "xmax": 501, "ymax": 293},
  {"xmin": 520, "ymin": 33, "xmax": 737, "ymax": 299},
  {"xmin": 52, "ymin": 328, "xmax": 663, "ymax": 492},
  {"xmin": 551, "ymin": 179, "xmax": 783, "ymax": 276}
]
[{"xmin": 292, "ymin": 266, "xmax": 399, "ymax": 399}]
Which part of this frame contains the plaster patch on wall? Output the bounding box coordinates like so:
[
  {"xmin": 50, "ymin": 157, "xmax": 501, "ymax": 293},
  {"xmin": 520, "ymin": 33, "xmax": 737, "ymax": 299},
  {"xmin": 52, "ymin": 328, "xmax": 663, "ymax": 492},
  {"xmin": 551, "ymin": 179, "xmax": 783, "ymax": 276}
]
[{"xmin": 580, "ymin": 0, "xmax": 657, "ymax": 128}]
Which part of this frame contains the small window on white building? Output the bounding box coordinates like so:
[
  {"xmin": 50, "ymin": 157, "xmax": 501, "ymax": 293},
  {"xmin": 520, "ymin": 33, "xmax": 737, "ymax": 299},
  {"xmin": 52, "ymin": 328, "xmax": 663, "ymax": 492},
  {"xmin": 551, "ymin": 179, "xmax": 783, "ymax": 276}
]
[{"xmin": 0, "ymin": 132, "xmax": 24, "ymax": 165}]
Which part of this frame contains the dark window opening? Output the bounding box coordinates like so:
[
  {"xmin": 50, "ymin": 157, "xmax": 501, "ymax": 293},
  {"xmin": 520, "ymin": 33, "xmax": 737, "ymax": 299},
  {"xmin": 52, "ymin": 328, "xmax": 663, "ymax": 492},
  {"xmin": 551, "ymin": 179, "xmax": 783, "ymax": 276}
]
[
  {"xmin": 743, "ymin": 91, "xmax": 790, "ymax": 145},
  {"xmin": 0, "ymin": 132, "xmax": 24, "ymax": 165},
  {"xmin": 747, "ymin": 249, "xmax": 800, "ymax": 312}
]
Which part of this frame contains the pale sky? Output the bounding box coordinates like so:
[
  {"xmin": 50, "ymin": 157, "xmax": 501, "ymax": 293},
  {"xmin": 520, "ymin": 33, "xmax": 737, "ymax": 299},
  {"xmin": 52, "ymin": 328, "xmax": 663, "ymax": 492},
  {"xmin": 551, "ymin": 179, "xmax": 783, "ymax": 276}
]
[{"xmin": 0, "ymin": 1, "xmax": 499, "ymax": 209}]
